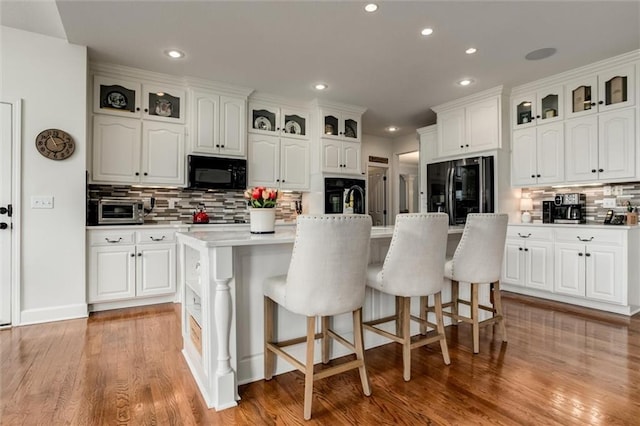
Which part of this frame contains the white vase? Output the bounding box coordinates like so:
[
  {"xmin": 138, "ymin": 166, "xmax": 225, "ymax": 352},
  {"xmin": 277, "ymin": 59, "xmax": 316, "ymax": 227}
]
[{"xmin": 250, "ymin": 208, "xmax": 276, "ymax": 234}]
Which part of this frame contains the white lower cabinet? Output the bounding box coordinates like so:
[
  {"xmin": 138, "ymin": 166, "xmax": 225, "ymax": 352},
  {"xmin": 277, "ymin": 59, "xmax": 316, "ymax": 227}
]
[
  {"xmin": 554, "ymin": 229, "xmax": 624, "ymax": 304},
  {"xmin": 502, "ymin": 227, "xmax": 553, "ymax": 292},
  {"xmin": 88, "ymin": 228, "xmax": 179, "ymax": 308},
  {"xmin": 502, "ymin": 225, "xmax": 638, "ymax": 315}
]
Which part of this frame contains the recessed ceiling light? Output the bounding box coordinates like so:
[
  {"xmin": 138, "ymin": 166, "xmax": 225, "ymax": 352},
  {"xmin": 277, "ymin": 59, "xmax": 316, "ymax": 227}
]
[
  {"xmin": 525, "ymin": 47, "xmax": 557, "ymax": 61},
  {"xmin": 458, "ymin": 79, "xmax": 473, "ymax": 86},
  {"xmin": 465, "ymin": 47, "xmax": 477, "ymax": 54},
  {"xmin": 165, "ymin": 49, "xmax": 184, "ymax": 59},
  {"xmin": 364, "ymin": 3, "xmax": 378, "ymax": 12},
  {"xmin": 314, "ymin": 83, "xmax": 328, "ymax": 91},
  {"xmin": 386, "ymin": 126, "xmax": 399, "ymax": 132},
  {"xmin": 421, "ymin": 28, "xmax": 434, "ymax": 36}
]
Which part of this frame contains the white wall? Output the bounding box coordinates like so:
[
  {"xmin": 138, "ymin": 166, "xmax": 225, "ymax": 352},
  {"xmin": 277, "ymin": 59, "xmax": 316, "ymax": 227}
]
[{"xmin": 1, "ymin": 26, "xmax": 88, "ymax": 324}]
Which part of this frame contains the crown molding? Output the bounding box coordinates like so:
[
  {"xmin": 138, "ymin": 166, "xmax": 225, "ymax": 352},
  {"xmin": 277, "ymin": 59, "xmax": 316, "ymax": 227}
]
[
  {"xmin": 249, "ymin": 92, "xmax": 314, "ymax": 109},
  {"xmin": 432, "ymin": 85, "xmax": 505, "ymax": 113},
  {"xmin": 311, "ymin": 98, "xmax": 367, "ymax": 115}
]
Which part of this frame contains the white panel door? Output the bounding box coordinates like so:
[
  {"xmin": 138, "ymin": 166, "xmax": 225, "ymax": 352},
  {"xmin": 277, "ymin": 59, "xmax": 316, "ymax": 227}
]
[
  {"xmin": 586, "ymin": 245, "xmax": 623, "ymax": 304},
  {"xmin": 554, "ymin": 243, "xmax": 585, "ymax": 297},
  {"xmin": 192, "ymin": 91, "xmax": 220, "ymax": 154},
  {"xmin": 92, "ymin": 115, "xmax": 141, "ymax": 183},
  {"xmin": 88, "ymin": 245, "xmax": 136, "ymax": 302},
  {"xmin": 220, "ymin": 95, "xmax": 246, "ymax": 157},
  {"xmin": 342, "ymin": 141, "xmax": 361, "ymax": 174},
  {"xmin": 141, "ymin": 122, "xmax": 185, "ymax": 185},
  {"xmin": 321, "ymin": 139, "xmax": 342, "ymax": 173},
  {"xmin": 565, "ymin": 115, "xmax": 598, "ymax": 182},
  {"xmin": 536, "ymin": 122, "xmax": 564, "ymax": 184},
  {"xmin": 137, "ymin": 244, "xmax": 176, "ymax": 297},
  {"xmin": 598, "ymin": 108, "xmax": 635, "ymax": 181},
  {"xmin": 502, "ymin": 241, "xmax": 524, "ymax": 286},
  {"xmin": 511, "ymin": 127, "xmax": 537, "ymax": 186},
  {"xmin": 525, "ymin": 241, "xmax": 554, "ymax": 291},
  {"xmin": 0, "ymin": 102, "xmax": 12, "ymax": 325},
  {"xmin": 437, "ymin": 108, "xmax": 465, "ymax": 158},
  {"xmin": 248, "ymin": 134, "xmax": 279, "ymax": 187},
  {"xmin": 280, "ymin": 139, "xmax": 309, "ymax": 190},
  {"xmin": 466, "ymin": 97, "xmax": 499, "ymax": 151}
]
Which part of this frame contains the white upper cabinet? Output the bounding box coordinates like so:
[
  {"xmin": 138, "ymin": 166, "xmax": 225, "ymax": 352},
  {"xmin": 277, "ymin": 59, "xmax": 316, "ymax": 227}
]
[
  {"xmin": 322, "ymin": 139, "xmax": 362, "ymax": 175},
  {"xmin": 247, "ymin": 133, "xmax": 309, "ymax": 190},
  {"xmin": 564, "ymin": 64, "xmax": 635, "ymax": 119},
  {"xmin": 565, "ymin": 108, "xmax": 635, "ymax": 182},
  {"xmin": 94, "ymin": 75, "xmax": 185, "ymax": 124},
  {"xmin": 511, "ymin": 122, "xmax": 564, "ymax": 187},
  {"xmin": 512, "ymin": 85, "xmax": 563, "ymax": 129},
  {"xmin": 249, "ymin": 101, "xmax": 309, "ymax": 140},
  {"xmin": 433, "ymin": 87, "xmax": 504, "ymax": 160},
  {"xmin": 191, "ymin": 89, "xmax": 246, "ymax": 157},
  {"xmin": 320, "ymin": 108, "xmax": 361, "ymax": 142}
]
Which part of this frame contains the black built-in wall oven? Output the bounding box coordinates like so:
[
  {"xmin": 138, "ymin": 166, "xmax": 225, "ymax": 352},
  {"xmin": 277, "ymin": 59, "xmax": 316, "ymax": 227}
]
[{"xmin": 324, "ymin": 177, "xmax": 366, "ymax": 214}]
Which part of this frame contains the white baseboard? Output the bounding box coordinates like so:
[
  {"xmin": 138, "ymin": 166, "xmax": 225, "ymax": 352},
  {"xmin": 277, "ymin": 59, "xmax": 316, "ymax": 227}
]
[{"xmin": 19, "ymin": 303, "xmax": 88, "ymax": 326}]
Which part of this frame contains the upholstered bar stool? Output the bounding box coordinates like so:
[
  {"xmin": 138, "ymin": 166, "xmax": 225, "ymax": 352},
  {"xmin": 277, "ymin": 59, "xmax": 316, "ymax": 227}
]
[
  {"xmin": 363, "ymin": 213, "xmax": 450, "ymax": 381},
  {"xmin": 263, "ymin": 215, "xmax": 372, "ymax": 420},
  {"xmin": 442, "ymin": 213, "xmax": 509, "ymax": 354}
]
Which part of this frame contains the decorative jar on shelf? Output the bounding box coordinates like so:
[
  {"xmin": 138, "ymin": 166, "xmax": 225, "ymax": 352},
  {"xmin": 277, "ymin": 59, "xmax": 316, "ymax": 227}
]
[{"xmin": 244, "ymin": 186, "xmax": 278, "ymax": 234}]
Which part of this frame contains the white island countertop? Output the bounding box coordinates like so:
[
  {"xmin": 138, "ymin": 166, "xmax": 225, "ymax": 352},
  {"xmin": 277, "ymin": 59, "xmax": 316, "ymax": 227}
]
[{"xmin": 177, "ymin": 225, "xmax": 465, "ymax": 248}]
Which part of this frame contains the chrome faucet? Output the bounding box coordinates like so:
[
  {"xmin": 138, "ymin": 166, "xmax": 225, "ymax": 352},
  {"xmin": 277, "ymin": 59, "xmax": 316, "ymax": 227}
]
[{"xmin": 344, "ymin": 185, "xmax": 365, "ymax": 214}]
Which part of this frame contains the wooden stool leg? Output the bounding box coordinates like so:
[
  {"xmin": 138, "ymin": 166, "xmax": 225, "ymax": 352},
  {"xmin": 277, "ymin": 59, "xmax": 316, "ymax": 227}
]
[
  {"xmin": 492, "ymin": 281, "xmax": 508, "ymax": 342},
  {"xmin": 353, "ymin": 308, "xmax": 371, "ymax": 396},
  {"xmin": 434, "ymin": 292, "xmax": 450, "ymax": 365},
  {"xmin": 471, "ymin": 283, "xmax": 480, "ymax": 354},
  {"xmin": 304, "ymin": 316, "xmax": 316, "ymax": 420},
  {"xmin": 451, "ymin": 280, "xmax": 459, "ymax": 325},
  {"xmin": 420, "ymin": 295, "xmax": 428, "ymax": 335},
  {"xmin": 395, "ymin": 296, "xmax": 403, "ymax": 336},
  {"xmin": 263, "ymin": 296, "xmax": 275, "ymax": 380},
  {"xmin": 402, "ymin": 297, "xmax": 412, "ymax": 381},
  {"xmin": 322, "ymin": 316, "xmax": 330, "ymax": 364}
]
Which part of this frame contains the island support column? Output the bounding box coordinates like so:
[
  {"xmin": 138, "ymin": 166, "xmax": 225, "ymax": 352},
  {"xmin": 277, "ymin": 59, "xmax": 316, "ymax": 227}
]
[{"xmin": 208, "ymin": 245, "xmax": 239, "ymax": 409}]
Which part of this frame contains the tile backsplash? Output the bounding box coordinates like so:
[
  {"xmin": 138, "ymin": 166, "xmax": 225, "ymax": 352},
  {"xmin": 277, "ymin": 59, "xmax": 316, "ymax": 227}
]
[
  {"xmin": 521, "ymin": 182, "xmax": 640, "ymax": 222},
  {"xmin": 88, "ymin": 185, "xmax": 302, "ymax": 224}
]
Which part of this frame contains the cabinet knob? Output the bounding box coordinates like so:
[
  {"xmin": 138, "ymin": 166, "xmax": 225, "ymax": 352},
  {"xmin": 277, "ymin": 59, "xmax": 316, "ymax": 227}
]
[
  {"xmin": 537, "ymin": 174, "xmax": 541, "ymax": 178},
  {"xmin": 143, "ymin": 172, "xmax": 148, "ymax": 176},
  {"xmin": 465, "ymin": 144, "xmax": 469, "ymax": 147},
  {"xmin": 591, "ymin": 169, "xmax": 597, "ymax": 173},
  {"xmin": 135, "ymin": 172, "xmax": 140, "ymax": 176},
  {"xmin": 518, "ymin": 247, "xmax": 523, "ymax": 251},
  {"xmin": 578, "ymin": 252, "xmax": 583, "ymax": 256},
  {"xmin": 138, "ymin": 253, "xmax": 142, "ymax": 257},
  {"xmin": 598, "ymin": 168, "xmax": 604, "ymax": 173},
  {"xmin": 144, "ymin": 108, "xmax": 149, "ymax": 113},
  {"xmin": 598, "ymin": 101, "xmax": 604, "ymax": 105},
  {"xmin": 585, "ymin": 253, "xmax": 591, "ymax": 257},
  {"xmin": 136, "ymin": 107, "xmax": 140, "ymax": 111},
  {"xmin": 130, "ymin": 253, "xmax": 135, "ymax": 257},
  {"xmin": 221, "ymin": 145, "xmax": 225, "ymax": 148},
  {"xmin": 536, "ymin": 115, "xmax": 541, "ymax": 119},
  {"xmin": 216, "ymin": 144, "xmax": 220, "ymax": 148},
  {"xmin": 282, "ymin": 179, "xmax": 285, "ymax": 182},
  {"xmin": 524, "ymin": 248, "xmax": 529, "ymax": 252},
  {"xmin": 531, "ymin": 174, "xmax": 536, "ymax": 178},
  {"xmin": 590, "ymin": 102, "xmax": 596, "ymax": 106},
  {"xmin": 460, "ymin": 145, "xmax": 464, "ymax": 149},
  {"xmin": 276, "ymin": 179, "xmax": 280, "ymax": 182}
]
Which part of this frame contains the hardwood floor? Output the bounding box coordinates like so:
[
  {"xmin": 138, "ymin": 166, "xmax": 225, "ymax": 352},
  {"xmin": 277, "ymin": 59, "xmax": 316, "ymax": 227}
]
[{"xmin": 1, "ymin": 293, "xmax": 639, "ymax": 425}]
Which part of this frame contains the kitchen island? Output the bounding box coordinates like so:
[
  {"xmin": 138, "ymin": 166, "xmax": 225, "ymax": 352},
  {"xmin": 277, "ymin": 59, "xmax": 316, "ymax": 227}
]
[{"xmin": 176, "ymin": 225, "xmax": 463, "ymax": 411}]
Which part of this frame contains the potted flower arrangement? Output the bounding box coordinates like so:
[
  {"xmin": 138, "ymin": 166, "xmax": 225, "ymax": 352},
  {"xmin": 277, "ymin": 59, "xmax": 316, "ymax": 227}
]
[{"xmin": 244, "ymin": 186, "xmax": 278, "ymax": 233}]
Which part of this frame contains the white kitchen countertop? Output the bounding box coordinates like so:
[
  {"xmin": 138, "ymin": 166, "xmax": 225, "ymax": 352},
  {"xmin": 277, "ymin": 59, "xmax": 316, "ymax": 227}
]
[{"xmin": 509, "ymin": 222, "xmax": 639, "ymax": 230}]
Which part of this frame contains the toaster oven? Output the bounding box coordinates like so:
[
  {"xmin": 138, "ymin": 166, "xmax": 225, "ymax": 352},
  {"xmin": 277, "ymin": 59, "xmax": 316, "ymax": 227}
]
[{"xmin": 87, "ymin": 198, "xmax": 145, "ymax": 225}]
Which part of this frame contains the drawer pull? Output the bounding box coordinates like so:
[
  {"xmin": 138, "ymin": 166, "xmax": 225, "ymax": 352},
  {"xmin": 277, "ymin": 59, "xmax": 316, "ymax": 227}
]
[
  {"xmin": 517, "ymin": 233, "xmax": 531, "ymax": 238},
  {"xmin": 149, "ymin": 236, "xmax": 166, "ymax": 242},
  {"xmin": 105, "ymin": 237, "xmax": 122, "ymax": 243},
  {"xmin": 577, "ymin": 236, "xmax": 594, "ymax": 242}
]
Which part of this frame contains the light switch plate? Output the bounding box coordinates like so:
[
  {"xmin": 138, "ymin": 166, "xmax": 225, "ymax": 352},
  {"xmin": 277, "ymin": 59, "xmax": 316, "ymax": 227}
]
[
  {"xmin": 603, "ymin": 186, "xmax": 612, "ymax": 196},
  {"xmin": 31, "ymin": 195, "xmax": 54, "ymax": 209},
  {"xmin": 602, "ymin": 198, "xmax": 616, "ymax": 208}
]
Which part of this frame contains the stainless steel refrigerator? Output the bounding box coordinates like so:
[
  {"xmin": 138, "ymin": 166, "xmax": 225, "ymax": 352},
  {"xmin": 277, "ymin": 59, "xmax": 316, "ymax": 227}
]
[{"xmin": 426, "ymin": 156, "xmax": 494, "ymax": 225}]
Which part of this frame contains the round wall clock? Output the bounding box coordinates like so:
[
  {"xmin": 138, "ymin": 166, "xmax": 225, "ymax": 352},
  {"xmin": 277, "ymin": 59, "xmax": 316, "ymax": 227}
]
[{"xmin": 35, "ymin": 128, "xmax": 76, "ymax": 160}]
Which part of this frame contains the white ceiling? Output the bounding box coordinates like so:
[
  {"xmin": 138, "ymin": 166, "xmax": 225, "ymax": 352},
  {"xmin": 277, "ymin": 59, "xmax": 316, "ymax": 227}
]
[{"xmin": 2, "ymin": 1, "xmax": 639, "ymax": 138}]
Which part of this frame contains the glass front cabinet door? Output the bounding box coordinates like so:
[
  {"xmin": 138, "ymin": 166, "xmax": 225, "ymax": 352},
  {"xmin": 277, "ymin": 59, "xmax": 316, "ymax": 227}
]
[
  {"xmin": 565, "ymin": 64, "xmax": 635, "ymax": 118},
  {"xmin": 94, "ymin": 75, "xmax": 142, "ymax": 118},
  {"xmin": 512, "ymin": 86, "xmax": 562, "ymax": 129},
  {"xmin": 321, "ymin": 109, "xmax": 361, "ymax": 142}
]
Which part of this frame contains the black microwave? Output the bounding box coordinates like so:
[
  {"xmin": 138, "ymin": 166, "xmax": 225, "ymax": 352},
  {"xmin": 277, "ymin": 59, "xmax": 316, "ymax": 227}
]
[{"xmin": 187, "ymin": 155, "xmax": 247, "ymax": 190}]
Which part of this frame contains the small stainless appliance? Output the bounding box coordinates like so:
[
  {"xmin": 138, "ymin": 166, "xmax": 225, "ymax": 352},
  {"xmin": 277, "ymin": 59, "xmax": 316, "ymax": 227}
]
[
  {"xmin": 87, "ymin": 198, "xmax": 145, "ymax": 225},
  {"xmin": 187, "ymin": 155, "xmax": 247, "ymax": 190},
  {"xmin": 543, "ymin": 193, "xmax": 586, "ymax": 224},
  {"xmin": 324, "ymin": 177, "xmax": 366, "ymax": 214},
  {"xmin": 426, "ymin": 156, "xmax": 494, "ymax": 225}
]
